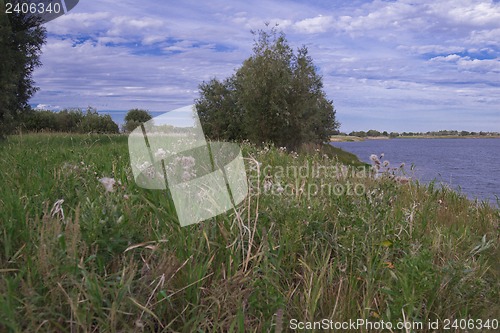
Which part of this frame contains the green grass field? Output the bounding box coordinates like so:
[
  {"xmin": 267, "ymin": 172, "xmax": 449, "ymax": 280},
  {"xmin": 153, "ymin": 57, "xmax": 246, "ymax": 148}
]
[{"xmin": 0, "ymin": 134, "xmax": 498, "ymax": 332}]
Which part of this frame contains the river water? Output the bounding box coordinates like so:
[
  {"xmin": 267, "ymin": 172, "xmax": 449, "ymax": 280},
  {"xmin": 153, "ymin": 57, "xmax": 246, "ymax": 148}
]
[{"xmin": 331, "ymin": 138, "xmax": 500, "ymax": 206}]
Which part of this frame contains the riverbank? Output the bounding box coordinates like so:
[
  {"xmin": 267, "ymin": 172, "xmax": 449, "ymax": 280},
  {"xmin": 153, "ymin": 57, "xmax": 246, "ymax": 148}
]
[{"xmin": 0, "ymin": 134, "xmax": 498, "ymax": 331}]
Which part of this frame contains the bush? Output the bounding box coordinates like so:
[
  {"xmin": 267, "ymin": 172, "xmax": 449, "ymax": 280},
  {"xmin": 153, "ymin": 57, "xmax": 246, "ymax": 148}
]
[
  {"xmin": 55, "ymin": 109, "xmax": 84, "ymax": 132},
  {"xmin": 123, "ymin": 109, "xmax": 152, "ymax": 132},
  {"xmin": 20, "ymin": 107, "xmax": 118, "ymax": 134},
  {"xmin": 78, "ymin": 108, "xmax": 119, "ymax": 134},
  {"xmin": 22, "ymin": 110, "xmax": 57, "ymax": 132}
]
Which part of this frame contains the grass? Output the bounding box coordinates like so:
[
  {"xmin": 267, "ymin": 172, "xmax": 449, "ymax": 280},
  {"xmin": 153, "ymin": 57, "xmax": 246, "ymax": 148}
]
[{"xmin": 0, "ymin": 133, "xmax": 498, "ymax": 332}]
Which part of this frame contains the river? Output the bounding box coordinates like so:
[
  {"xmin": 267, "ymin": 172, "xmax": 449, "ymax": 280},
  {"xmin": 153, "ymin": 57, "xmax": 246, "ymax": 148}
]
[{"xmin": 331, "ymin": 138, "xmax": 500, "ymax": 206}]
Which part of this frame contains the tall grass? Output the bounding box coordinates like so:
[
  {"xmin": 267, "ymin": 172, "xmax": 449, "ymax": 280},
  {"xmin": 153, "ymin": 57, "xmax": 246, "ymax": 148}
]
[{"xmin": 0, "ymin": 133, "xmax": 498, "ymax": 332}]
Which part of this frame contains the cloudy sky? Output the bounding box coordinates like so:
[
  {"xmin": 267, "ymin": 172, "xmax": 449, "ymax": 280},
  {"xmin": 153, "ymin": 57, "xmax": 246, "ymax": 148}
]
[{"xmin": 31, "ymin": 0, "xmax": 500, "ymax": 132}]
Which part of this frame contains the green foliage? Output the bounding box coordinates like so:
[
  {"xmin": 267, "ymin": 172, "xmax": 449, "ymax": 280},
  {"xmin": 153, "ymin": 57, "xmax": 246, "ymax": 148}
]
[
  {"xmin": 367, "ymin": 129, "xmax": 382, "ymax": 137},
  {"xmin": 79, "ymin": 108, "xmax": 119, "ymax": 134},
  {"xmin": 197, "ymin": 77, "xmax": 243, "ymax": 141},
  {"xmin": 0, "ymin": 2, "xmax": 46, "ymax": 136},
  {"xmin": 196, "ymin": 27, "xmax": 339, "ymax": 150},
  {"xmin": 349, "ymin": 130, "xmax": 367, "ymax": 137},
  {"xmin": 20, "ymin": 107, "xmax": 119, "ymax": 134},
  {"xmin": 123, "ymin": 108, "xmax": 152, "ymax": 132}
]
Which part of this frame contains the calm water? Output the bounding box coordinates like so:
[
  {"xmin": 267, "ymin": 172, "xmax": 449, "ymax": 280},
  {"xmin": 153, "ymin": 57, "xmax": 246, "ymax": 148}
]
[{"xmin": 331, "ymin": 138, "xmax": 500, "ymax": 205}]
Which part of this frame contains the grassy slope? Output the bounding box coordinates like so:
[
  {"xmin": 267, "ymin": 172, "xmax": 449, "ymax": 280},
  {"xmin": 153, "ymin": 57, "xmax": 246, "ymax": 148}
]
[{"xmin": 0, "ymin": 134, "xmax": 498, "ymax": 332}]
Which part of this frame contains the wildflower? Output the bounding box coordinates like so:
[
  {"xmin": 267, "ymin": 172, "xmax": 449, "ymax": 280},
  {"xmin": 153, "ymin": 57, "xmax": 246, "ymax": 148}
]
[
  {"xmin": 264, "ymin": 176, "xmax": 273, "ymax": 192},
  {"xmin": 399, "ymin": 163, "xmax": 405, "ymax": 168},
  {"xmin": 264, "ymin": 180, "xmax": 272, "ymax": 192},
  {"xmin": 276, "ymin": 183, "xmax": 284, "ymax": 194},
  {"xmin": 370, "ymin": 154, "xmax": 380, "ymax": 165},
  {"xmin": 154, "ymin": 148, "xmax": 168, "ymax": 159},
  {"xmin": 182, "ymin": 170, "xmax": 195, "ymax": 182},
  {"xmin": 50, "ymin": 199, "xmax": 65, "ymax": 220},
  {"xmin": 138, "ymin": 161, "xmax": 152, "ymax": 171},
  {"xmin": 99, "ymin": 177, "xmax": 116, "ymax": 192},
  {"xmin": 383, "ymin": 160, "xmax": 390, "ymax": 167},
  {"xmin": 395, "ymin": 176, "xmax": 410, "ymax": 184},
  {"xmin": 181, "ymin": 156, "xmax": 196, "ymax": 169}
]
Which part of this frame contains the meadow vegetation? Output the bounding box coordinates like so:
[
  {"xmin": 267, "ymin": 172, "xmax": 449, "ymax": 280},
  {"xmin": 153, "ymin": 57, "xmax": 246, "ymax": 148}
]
[
  {"xmin": 19, "ymin": 107, "xmax": 119, "ymax": 134},
  {"xmin": 0, "ymin": 133, "xmax": 498, "ymax": 332}
]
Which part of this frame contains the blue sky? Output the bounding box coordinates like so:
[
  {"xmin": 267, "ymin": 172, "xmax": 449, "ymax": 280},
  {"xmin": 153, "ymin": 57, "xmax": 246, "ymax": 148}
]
[{"xmin": 31, "ymin": 0, "xmax": 500, "ymax": 132}]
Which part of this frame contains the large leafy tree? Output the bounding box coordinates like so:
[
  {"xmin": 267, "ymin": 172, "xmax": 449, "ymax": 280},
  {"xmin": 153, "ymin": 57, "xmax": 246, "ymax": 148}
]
[
  {"xmin": 0, "ymin": 1, "xmax": 46, "ymax": 136},
  {"xmin": 196, "ymin": 27, "xmax": 339, "ymax": 150}
]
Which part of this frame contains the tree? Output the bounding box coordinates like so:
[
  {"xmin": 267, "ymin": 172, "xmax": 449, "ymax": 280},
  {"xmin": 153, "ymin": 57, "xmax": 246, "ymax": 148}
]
[
  {"xmin": 123, "ymin": 109, "xmax": 152, "ymax": 132},
  {"xmin": 79, "ymin": 108, "xmax": 119, "ymax": 134},
  {"xmin": 196, "ymin": 77, "xmax": 243, "ymax": 140},
  {"xmin": 195, "ymin": 27, "xmax": 339, "ymax": 150},
  {"xmin": 367, "ymin": 129, "xmax": 381, "ymax": 137},
  {"xmin": 0, "ymin": 1, "xmax": 46, "ymax": 136},
  {"xmin": 20, "ymin": 107, "xmax": 119, "ymax": 134}
]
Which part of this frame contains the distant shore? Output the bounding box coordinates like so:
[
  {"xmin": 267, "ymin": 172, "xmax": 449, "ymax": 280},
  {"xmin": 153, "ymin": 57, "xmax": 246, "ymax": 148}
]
[{"xmin": 330, "ymin": 135, "xmax": 500, "ymax": 142}]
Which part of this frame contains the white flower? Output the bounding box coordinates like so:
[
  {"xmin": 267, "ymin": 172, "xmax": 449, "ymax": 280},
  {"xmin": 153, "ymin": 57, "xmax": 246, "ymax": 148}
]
[
  {"xmin": 179, "ymin": 156, "xmax": 195, "ymax": 169},
  {"xmin": 182, "ymin": 170, "xmax": 196, "ymax": 182},
  {"xmin": 155, "ymin": 148, "xmax": 168, "ymax": 159},
  {"xmin": 137, "ymin": 161, "xmax": 152, "ymax": 171},
  {"xmin": 50, "ymin": 199, "xmax": 65, "ymax": 220},
  {"xmin": 99, "ymin": 177, "xmax": 116, "ymax": 192},
  {"xmin": 395, "ymin": 176, "xmax": 410, "ymax": 184},
  {"xmin": 263, "ymin": 180, "xmax": 272, "ymax": 192},
  {"xmin": 370, "ymin": 154, "xmax": 381, "ymax": 165}
]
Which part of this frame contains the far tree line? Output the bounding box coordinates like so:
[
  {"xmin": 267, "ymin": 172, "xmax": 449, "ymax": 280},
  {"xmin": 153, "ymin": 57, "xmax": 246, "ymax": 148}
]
[
  {"xmin": 16, "ymin": 107, "xmax": 152, "ymax": 134},
  {"xmin": 345, "ymin": 130, "xmax": 500, "ymax": 138}
]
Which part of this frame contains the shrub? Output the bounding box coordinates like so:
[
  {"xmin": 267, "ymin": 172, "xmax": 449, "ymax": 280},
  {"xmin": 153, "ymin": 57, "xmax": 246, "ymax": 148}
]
[
  {"xmin": 123, "ymin": 109, "xmax": 152, "ymax": 132},
  {"xmin": 20, "ymin": 107, "xmax": 118, "ymax": 134},
  {"xmin": 78, "ymin": 108, "xmax": 119, "ymax": 134}
]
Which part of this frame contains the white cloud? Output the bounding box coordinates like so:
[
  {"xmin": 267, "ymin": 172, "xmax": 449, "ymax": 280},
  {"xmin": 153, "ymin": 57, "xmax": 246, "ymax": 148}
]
[
  {"xmin": 294, "ymin": 15, "xmax": 333, "ymax": 33},
  {"xmin": 398, "ymin": 45, "xmax": 466, "ymax": 56},
  {"xmin": 107, "ymin": 16, "xmax": 165, "ymax": 36},
  {"xmin": 429, "ymin": 54, "xmax": 462, "ymax": 62},
  {"xmin": 428, "ymin": 0, "xmax": 500, "ymax": 28},
  {"xmin": 467, "ymin": 28, "xmax": 500, "ymax": 46},
  {"xmin": 457, "ymin": 57, "xmax": 500, "ymax": 73}
]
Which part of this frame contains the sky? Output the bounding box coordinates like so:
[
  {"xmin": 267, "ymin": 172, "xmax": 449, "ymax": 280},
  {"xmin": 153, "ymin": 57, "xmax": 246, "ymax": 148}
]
[{"xmin": 30, "ymin": 0, "xmax": 500, "ymax": 132}]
